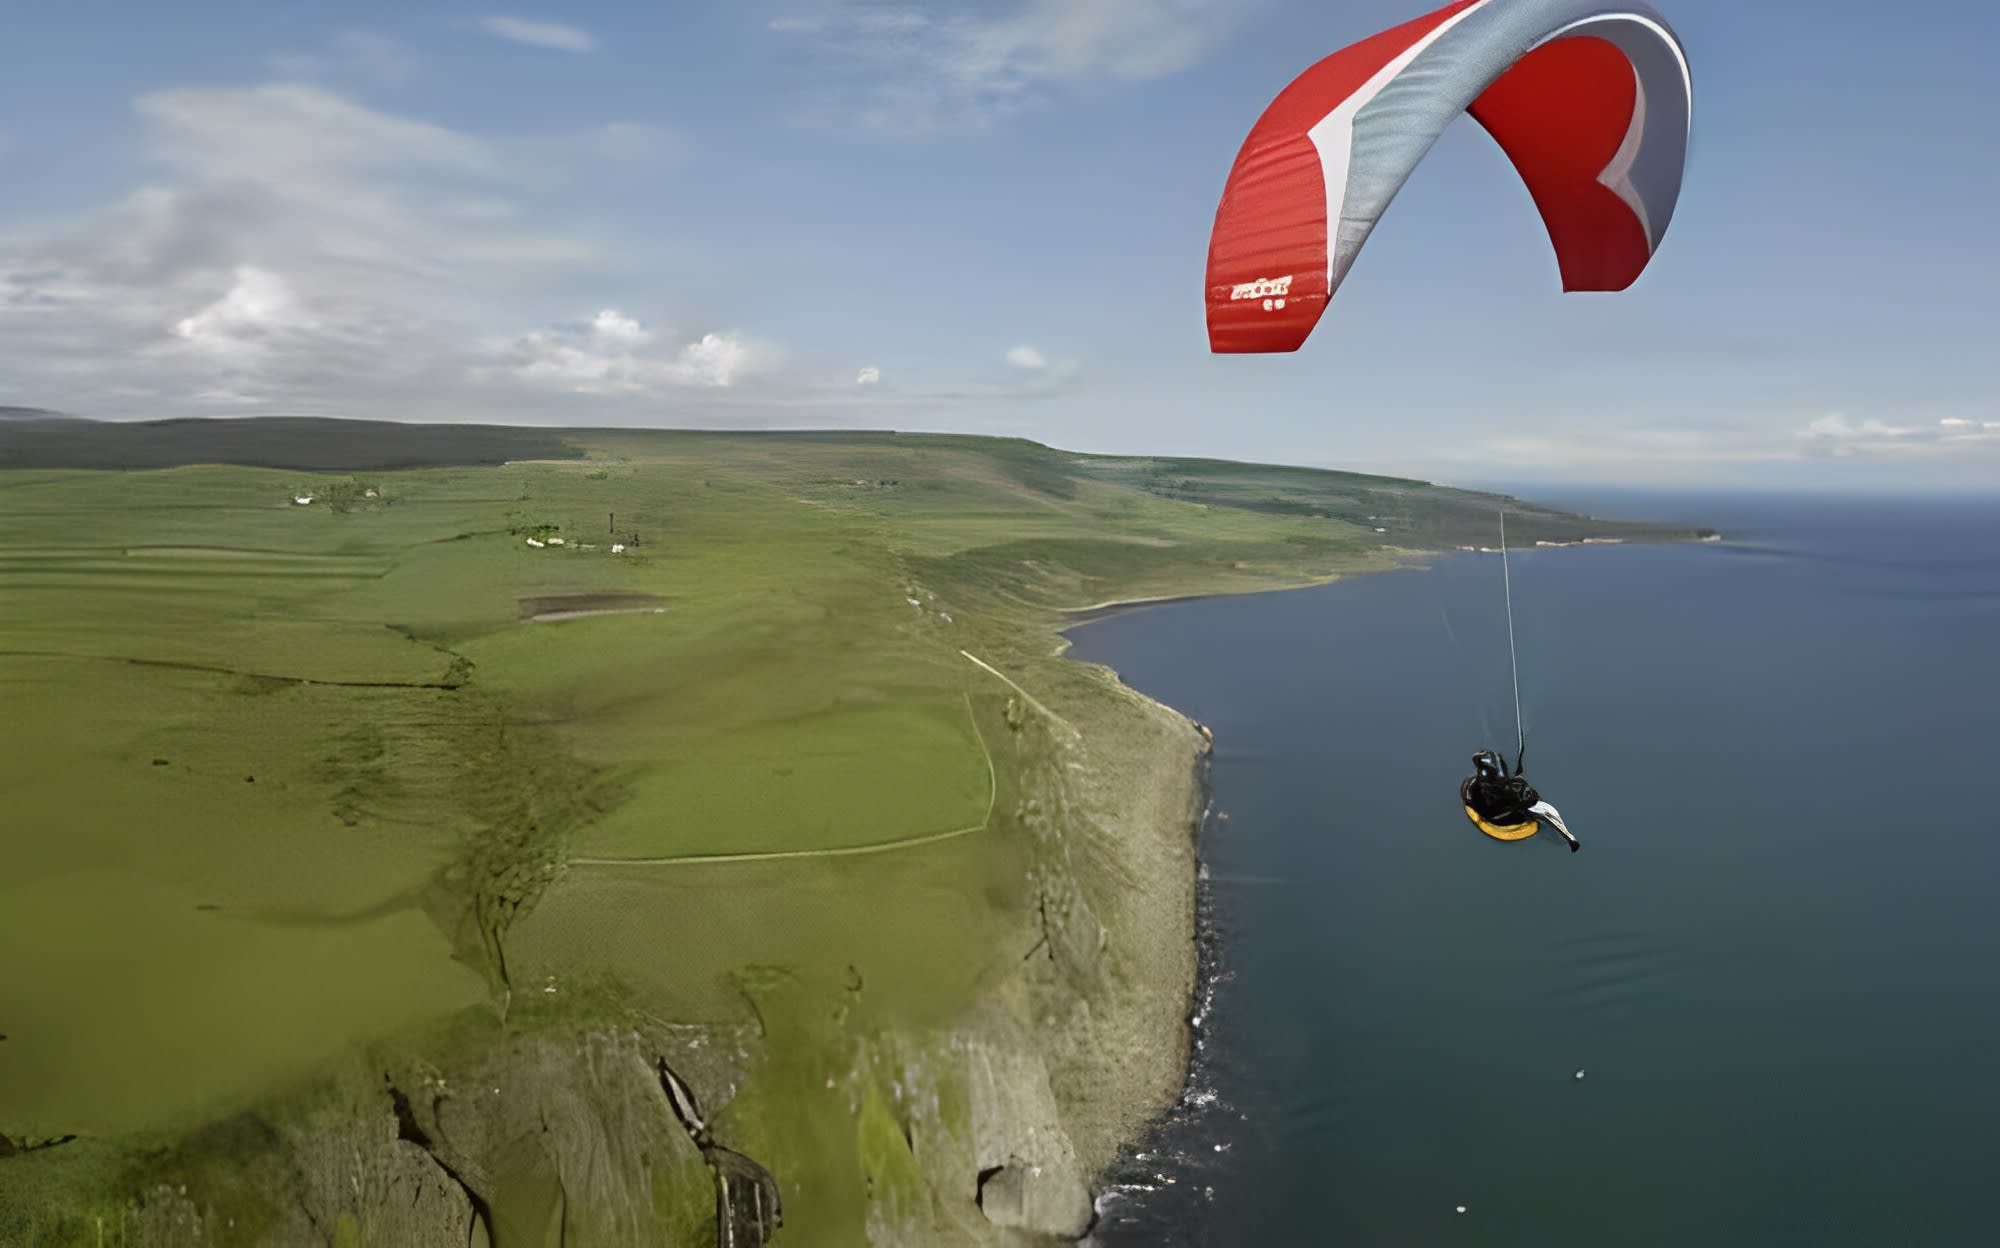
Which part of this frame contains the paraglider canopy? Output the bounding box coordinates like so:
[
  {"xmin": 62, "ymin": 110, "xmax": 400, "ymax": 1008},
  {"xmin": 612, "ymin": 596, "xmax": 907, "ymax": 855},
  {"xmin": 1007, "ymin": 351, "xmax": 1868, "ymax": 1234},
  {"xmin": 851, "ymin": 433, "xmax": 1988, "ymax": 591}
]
[{"xmin": 1205, "ymin": 0, "xmax": 1691, "ymax": 354}]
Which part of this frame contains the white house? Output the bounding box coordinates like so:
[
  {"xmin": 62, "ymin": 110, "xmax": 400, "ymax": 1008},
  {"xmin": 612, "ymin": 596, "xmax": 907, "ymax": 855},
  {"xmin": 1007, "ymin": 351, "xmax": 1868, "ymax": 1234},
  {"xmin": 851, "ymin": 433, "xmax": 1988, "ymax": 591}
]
[
  {"xmin": 294, "ymin": 495, "xmax": 313, "ymax": 505},
  {"xmin": 526, "ymin": 538, "xmax": 545, "ymax": 548},
  {"xmin": 548, "ymin": 537, "xmax": 565, "ymax": 546},
  {"xmin": 611, "ymin": 543, "xmax": 626, "ymax": 554}
]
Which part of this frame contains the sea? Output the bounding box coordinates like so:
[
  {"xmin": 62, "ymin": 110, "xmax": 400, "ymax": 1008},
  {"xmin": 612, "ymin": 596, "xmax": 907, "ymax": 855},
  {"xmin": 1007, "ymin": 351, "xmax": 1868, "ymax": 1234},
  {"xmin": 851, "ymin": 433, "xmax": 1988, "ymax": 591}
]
[{"xmin": 1068, "ymin": 492, "xmax": 2000, "ymax": 1247}]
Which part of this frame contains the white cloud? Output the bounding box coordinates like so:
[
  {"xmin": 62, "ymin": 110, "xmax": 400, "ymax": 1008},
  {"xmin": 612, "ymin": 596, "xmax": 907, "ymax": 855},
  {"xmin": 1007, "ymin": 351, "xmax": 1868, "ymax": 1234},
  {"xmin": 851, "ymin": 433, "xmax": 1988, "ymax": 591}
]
[
  {"xmin": 1789, "ymin": 411, "xmax": 2000, "ymax": 459},
  {"xmin": 270, "ymin": 30, "xmax": 419, "ymax": 84},
  {"xmin": 131, "ymin": 84, "xmax": 504, "ymax": 223},
  {"xmin": 172, "ymin": 266, "xmax": 317, "ymax": 358},
  {"xmin": 1803, "ymin": 413, "xmax": 1920, "ymax": 442},
  {"xmin": 0, "ymin": 85, "xmax": 512, "ymax": 410},
  {"xmin": 985, "ymin": 0, "xmax": 1244, "ymax": 80},
  {"xmin": 589, "ymin": 308, "xmax": 650, "ymax": 344},
  {"xmin": 1005, "ymin": 344, "xmax": 1047, "ymax": 370},
  {"xmin": 0, "ymin": 82, "xmax": 774, "ymax": 420},
  {"xmin": 1936, "ymin": 417, "xmax": 2000, "ymax": 443},
  {"xmin": 676, "ymin": 332, "xmax": 755, "ymax": 387},
  {"xmin": 479, "ymin": 16, "xmax": 596, "ymax": 53},
  {"xmin": 0, "ymin": 72, "xmax": 1045, "ymax": 427},
  {"xmin": 1412, "ymin": 406, "xmax": 2000, "ymax": 478},
  {"xmin": 771, "ymin": 0, "xmax": 1255, "ymax": 133},
  {"xmin": 488, "ymin": 311, "xmax": 760, "ymax": 394}
]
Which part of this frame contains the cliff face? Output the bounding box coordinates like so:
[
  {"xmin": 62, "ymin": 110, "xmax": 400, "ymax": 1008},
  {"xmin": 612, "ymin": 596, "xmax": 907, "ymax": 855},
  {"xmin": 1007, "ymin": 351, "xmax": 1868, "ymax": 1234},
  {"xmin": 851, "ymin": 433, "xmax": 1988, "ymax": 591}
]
[{"xmin": 848, "ymin": 676, "xmax": 1207, "ymax": 1246}]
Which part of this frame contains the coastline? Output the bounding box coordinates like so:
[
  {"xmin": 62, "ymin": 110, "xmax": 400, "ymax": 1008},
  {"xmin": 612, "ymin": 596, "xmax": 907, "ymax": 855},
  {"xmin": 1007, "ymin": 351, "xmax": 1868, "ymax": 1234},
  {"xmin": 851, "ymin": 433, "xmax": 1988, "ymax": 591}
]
[
  {"xmin": 1060, "ymin": 525, "xmax": 1721, "ymax": 640},
  {"xmin": 1031, "ymin": 608, "xmax": 1226, "ymax": 1229},
  {"xmin": 1056, "ymin": 567, "xmax": 1371, "ymax": 637},
  {"xmin": 1085, "ymin": 727, "xmax": 1227, "ymax": 1237},
  {"xmin": 1048, "ymin": 532, "xmax": 1722, "ymax": 1234}
]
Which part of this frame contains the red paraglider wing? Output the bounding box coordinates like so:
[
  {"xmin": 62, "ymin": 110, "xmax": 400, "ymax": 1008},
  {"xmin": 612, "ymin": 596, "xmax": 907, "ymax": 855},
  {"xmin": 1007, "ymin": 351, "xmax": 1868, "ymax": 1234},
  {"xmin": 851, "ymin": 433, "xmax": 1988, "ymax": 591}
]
[
  {"xmin": 1205, "ymin": 1, "xmax": 1483, "ymax": 354},
  {"xmin": 1469, "ymin": 34, "xmax": 1653, "ymax": 292},
  {"xmin": 1204, "ymin": 0, "xmax": 1691, "ymax": 354}
]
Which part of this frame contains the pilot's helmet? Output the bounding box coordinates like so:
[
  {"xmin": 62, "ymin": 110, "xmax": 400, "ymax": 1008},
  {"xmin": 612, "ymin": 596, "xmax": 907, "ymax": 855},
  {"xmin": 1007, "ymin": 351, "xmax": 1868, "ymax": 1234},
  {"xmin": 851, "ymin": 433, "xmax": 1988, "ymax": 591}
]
[{"xmin": 1472, "ymin": 750, "xmax": 1504, "ymax": 778}]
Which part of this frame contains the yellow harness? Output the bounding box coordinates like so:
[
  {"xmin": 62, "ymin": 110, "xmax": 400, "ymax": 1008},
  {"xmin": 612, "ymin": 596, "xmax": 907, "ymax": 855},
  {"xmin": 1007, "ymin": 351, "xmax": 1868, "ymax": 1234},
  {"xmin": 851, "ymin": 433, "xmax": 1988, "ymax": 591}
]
[
  {"xmin": 1460, "ymin": 775, "xmax": 1540, "ymax": 841},
  {"xmin": 1462, "ymin": 804, "xmax": 1541, "ymax": 841}
]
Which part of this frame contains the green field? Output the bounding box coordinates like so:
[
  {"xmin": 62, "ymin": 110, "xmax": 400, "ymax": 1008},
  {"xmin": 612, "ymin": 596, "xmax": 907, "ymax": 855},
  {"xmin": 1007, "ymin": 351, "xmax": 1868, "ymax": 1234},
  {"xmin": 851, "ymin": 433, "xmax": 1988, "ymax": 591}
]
[{"xmin": 0, "ymin": 420, "xmax": 1702, "ymax": 1243}]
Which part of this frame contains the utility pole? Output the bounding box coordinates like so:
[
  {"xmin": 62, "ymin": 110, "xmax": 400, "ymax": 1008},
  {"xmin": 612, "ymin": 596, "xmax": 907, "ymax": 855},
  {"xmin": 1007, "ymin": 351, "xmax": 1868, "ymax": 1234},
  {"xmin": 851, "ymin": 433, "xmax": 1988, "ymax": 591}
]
[{"xmin": 609, "ymin": 511, "xmax": 615, "ymax": 535}]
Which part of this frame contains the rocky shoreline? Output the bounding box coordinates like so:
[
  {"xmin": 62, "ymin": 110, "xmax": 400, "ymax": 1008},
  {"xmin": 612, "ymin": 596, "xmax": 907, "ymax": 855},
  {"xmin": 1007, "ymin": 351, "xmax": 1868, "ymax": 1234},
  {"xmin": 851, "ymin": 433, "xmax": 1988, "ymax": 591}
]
[{"xmin": 1084, "ymin": 729, "xmax": 1228, "ymax": 1244}]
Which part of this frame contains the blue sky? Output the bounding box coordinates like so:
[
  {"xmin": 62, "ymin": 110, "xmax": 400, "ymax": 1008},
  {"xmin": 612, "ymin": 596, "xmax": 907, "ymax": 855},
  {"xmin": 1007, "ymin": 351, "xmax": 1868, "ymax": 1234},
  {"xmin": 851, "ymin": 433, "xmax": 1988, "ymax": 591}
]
[{"xmin": 2, "ymin": 1, "xmax": 1995, "ymax": 489}]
